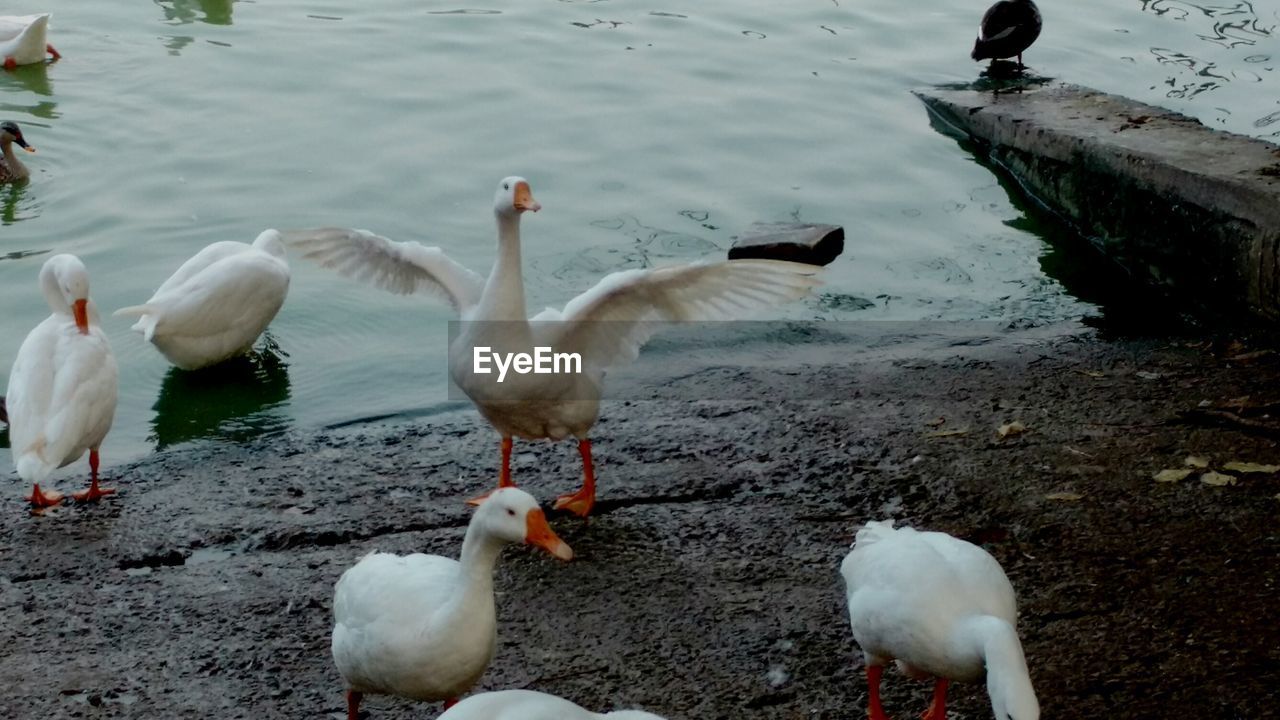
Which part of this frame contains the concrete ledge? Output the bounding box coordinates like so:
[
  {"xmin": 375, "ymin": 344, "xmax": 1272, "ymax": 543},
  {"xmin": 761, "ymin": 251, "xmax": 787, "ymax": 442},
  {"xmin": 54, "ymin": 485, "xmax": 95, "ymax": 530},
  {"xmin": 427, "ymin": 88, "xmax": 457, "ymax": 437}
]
[{"xmin": 916, "ymin": 82, "xmax": 1280, "ymax": 320}]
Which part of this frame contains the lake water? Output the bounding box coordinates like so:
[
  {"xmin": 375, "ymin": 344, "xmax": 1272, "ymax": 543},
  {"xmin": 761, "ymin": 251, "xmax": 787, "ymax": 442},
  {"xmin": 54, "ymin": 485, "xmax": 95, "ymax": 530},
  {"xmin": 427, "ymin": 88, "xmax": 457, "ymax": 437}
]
[{"xmin": 1, "ymin": 0, "xmax": 1276, "ymax": 470}]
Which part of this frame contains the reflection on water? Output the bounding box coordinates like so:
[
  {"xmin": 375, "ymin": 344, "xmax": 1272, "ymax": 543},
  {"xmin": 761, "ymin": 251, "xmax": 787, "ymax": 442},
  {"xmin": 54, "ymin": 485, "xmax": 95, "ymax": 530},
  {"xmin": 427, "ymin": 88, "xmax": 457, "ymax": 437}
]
[
  {"xmin": 154, "ymin": 0, "xmax": 236, "ymax": 26},
  {"xmin": 1141, "ymin": 0, "xmax": 1274, "ymax": 47},
  {"xmin": 1, "ymin": 182, "xmax": 40, "ymax": 226},
  {"xmin": 1, "ymin": 62, "xmax": 53, "ymax": 97},
  {"xmin": 1140, "ymin": 0, "xmax": 1277, "ymax": 126},
  {"xmin": 149, "ymin": 337, "xmax": 291, "ymax": 450},
  {"xmin": 0, "ymin": 63, "xmax": 58, "ymax": 120}
]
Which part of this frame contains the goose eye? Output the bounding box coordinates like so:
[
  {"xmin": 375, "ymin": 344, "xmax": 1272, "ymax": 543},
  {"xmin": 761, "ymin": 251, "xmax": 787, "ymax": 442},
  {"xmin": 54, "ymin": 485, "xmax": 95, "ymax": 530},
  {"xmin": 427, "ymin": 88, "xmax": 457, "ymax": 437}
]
[
  {"xmin": 506, "ymin": 508, "xmax": 515, "ymax": 516},
  {"xmin": 503, "ymin": 183, "xmax": 510, "ymax": 190}
]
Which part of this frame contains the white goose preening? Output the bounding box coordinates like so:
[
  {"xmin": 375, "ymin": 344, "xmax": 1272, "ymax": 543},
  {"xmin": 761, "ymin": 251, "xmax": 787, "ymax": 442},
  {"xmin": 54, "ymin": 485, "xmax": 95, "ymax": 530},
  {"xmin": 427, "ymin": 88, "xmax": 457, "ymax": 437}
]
[
  {"xmin": 286, "ymin": 176, "xmax": 821, "ymax": 516},
  {"xmin": 114, "ymin": 230, "xmax": 290, "ymax": 371},
  {"xmin": 0, "ymin": 120, "xmax": 36, "ymax": 184},
  {"xmin": 840, "ymin": 520, "xmax": 1039, "ymax": 720},
  {"xmin": 6, "ymin": 254, "xmax": 118, "ymax": 507},
  {"xmin": 0, "ymin": 14, "xmax": 60, "ymax": 69},
  {"xmin": 438, "ymin": 690, "xmax": 669, "ymax": 720},
  {"xmin": 332, "ymin": 487, "xmax": 573, "ymax": 719}
]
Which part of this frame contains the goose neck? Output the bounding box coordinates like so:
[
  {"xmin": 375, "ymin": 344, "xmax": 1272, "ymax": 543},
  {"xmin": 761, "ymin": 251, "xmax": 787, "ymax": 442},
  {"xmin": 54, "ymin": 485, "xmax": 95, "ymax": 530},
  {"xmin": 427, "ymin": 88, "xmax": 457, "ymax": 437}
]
[{"xmin": 477, "ymin": 211, "xmax": 528, "ymax": 321}]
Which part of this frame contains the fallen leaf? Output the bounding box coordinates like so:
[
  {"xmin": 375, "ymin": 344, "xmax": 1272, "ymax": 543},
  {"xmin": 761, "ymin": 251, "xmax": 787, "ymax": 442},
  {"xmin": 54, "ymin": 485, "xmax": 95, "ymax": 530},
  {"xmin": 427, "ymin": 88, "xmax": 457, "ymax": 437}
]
[
  {"xmin": 1227, "ymin": 349, "xmax": 1275, "ymax": 363},
  {"xmin": 1045, "ymin": 491, "xmax": 1083, "ymax": 501},
  {"xmin": 1153, "ymin": 468, "xmax": 1194, "ymax": 483},
  {"xmin": 1074, "ymin": 369, "xmax": 1105, "ymax": 379},
  {"xmin": 1201, "ymin": 471, "xmax": 1238, "ymax": 487},
  {"xmin": 1136, "ymin": 371, "xmax": 1161, "ymax": 380},
  {"xmin": 925, "ymin": 417, "xmax": 946, "ymax": 427},
  {"xmin": 1063, "ymin": 445, "xmax": 1094, "ymax": 458},
  {"xmin": 997, "ymin": 421, "xmax": 1027, "ymax": 439},
  {"xmin": 1184, "ymin": 455, "xmax": 1210, "ymax": 469},
  {"xmin": 1221, "ymin": 461, "xmax": 1280, "ymax": 474},
  {"xmin": 926, "ymin": 428, "xmax": 968, "ymax": 438}
]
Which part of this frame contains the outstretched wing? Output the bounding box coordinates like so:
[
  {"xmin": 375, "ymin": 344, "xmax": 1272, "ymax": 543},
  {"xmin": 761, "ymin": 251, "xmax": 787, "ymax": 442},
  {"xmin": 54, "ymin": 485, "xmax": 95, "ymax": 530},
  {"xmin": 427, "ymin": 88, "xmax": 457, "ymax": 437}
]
[
  {"xmin": 539, "ymin": 259, "xmax": 820, "ymax": 370},
  {"xmin": 281, "ymin": 227, "xmax": 485, "ymax": 314}
]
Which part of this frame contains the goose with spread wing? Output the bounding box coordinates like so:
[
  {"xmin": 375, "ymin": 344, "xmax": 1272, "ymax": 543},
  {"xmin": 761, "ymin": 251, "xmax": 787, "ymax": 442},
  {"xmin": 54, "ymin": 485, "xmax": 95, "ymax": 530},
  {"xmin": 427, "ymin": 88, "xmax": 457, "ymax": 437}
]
[
  {"xmin": 841, "ymin": 520, "xmax": 1039, "ymax": 720},
  {"xmin": 285, "ymin": 176, "xmax": 820, "ymax": 517}
]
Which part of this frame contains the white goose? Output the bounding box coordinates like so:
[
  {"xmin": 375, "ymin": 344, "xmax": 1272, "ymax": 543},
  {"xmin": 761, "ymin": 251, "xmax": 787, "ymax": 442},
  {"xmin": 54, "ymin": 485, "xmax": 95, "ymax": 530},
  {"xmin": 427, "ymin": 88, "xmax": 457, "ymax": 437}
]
[
  {"xmin": 6, "ymin": 254, "xmax": 118, "ymax": 507},
  {"xmin": 114, "ymin": 230, "xmax": 290, "ymax": 371},
  {"xmin": 0, "ymin": 14, "xmax": 60, "ymax": 69},
  {"xmin": 286, "ymin": 176, "xmax": 821, "ymax": 516},
  {"xmin": 332, "ymin": 487, "xmax": 573, "ymax": 719},
  {"xmin": 840, "ymin": 520, "xmax": 1039, "ymax": 720},
  {"xmin": 439, "ymin": 690, "xmax": 669, "ymax": 720}
]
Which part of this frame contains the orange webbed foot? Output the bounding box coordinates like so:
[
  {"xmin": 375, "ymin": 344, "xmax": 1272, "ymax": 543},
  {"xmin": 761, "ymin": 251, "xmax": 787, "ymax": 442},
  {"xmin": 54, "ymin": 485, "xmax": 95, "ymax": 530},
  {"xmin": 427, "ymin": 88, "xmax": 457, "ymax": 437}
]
[
  {"xmin": 26, "ymin": 483, "xmax": 64, "ymax": 509},
  {"xmin": 71, "ymin": 483, "xmax": 115, "ymax": 503},
  {"xmin": 46, "ymin": 44, "xmax": 61, "ymax": 61},
  {"xmin": 3, "ymin": 56, "xmax": 16, "ymax": 71},
  {"xmin": 552, "ymin": 488, "xmax": 595, "ymax": 518}
]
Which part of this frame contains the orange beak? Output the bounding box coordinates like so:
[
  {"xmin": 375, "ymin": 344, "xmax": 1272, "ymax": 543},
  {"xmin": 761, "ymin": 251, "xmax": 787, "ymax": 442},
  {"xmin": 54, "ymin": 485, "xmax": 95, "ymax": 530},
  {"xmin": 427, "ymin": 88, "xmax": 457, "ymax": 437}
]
[
  {"xmin": 513, "ymin": 180, "xmax": 541, "ymax": 213},
  {"xmin": 72, "ymin": 299, "xmax": 89, "ymax": 334},
  {"xmin": 524, "ymin": 508, "xmax": 573, "ymax": 561}
]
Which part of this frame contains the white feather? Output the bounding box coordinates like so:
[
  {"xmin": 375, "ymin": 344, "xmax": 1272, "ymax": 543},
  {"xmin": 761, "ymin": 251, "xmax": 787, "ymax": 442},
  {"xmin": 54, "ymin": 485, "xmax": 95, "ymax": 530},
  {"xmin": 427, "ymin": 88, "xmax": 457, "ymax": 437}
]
[{"xmin": 440, "ymin": 690, "xmax": 668, "ymax": 720}]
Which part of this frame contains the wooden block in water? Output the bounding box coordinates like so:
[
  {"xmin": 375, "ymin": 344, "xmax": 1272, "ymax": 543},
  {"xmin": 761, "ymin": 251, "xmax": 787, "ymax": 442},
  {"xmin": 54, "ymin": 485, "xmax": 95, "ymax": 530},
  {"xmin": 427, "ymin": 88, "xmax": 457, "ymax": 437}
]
[{"xmin": 728, "ymin": 222, "xmax": 844, "ymax": 266}]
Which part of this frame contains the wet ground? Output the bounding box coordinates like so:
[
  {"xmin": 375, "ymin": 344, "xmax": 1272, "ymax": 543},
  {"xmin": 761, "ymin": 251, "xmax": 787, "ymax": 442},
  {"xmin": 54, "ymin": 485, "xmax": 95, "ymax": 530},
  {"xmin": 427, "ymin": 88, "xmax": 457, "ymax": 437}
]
[{"xmin": 1, "ymin": 328, "xmax": 1277, "ymax": 720}]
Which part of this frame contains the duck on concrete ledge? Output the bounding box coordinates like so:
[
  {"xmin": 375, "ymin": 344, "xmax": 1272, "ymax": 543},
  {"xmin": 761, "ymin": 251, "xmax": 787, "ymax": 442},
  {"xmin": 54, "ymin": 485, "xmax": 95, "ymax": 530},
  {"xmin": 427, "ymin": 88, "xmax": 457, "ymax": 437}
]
[{"xmin": 971, "ymin": 0, "xmax": 1041, "ymax": 68}]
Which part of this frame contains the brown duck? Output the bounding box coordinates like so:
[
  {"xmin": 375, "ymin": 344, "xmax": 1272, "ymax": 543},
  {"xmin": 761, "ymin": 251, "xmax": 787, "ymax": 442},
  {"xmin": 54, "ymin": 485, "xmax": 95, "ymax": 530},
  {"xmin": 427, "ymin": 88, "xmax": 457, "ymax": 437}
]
[
  {"xmin": 0, "ymin": 120, "xmax": 35, "ymax": 183},
  {"xmin": 971, "ymin": 0, "xmax": 1042, "ymax": 67}
]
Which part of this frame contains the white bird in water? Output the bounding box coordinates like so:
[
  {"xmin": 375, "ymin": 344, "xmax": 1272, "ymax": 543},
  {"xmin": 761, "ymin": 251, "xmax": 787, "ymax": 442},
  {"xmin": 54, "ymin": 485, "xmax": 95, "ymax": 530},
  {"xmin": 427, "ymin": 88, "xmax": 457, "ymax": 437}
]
[
  {"xmin": 0, "ymin": 14, "xmax": 60, "ymax": 69},
  {"xmin": 841, "ymin": 519, "xmax": 1039, "ymax": 720},
  {"xmin": 438, "ymin": 690, "xmax": 669, "ymax": 720},
  {"xmin": 285, "ymin": 176, "xmax": 820, "ymax": 516},
  {"xmin": 6, "ymin": 254, "xmax": 118, "ymax": 508},
  {"xmin": 115, "ymin": 229, "xmax": 290, "ymax": 371}
]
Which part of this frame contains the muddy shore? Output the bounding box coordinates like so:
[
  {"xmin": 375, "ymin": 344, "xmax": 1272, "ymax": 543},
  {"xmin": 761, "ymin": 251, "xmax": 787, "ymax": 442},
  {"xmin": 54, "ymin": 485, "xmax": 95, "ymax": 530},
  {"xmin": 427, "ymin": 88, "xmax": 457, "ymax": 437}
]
[{"xmin": 1, "ymin": 327, "xmax": 1277, "ymax": 720}]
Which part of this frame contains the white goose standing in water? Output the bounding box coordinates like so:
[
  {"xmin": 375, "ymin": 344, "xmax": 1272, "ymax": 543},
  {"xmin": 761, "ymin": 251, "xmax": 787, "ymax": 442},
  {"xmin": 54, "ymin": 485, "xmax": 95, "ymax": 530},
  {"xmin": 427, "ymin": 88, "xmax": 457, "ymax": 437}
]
[
  {"xmin": 0, "ymin": 14, "xmax": 61, "ymax": 69},
  {"xmin": 114, "ymin": 229, "xmax": 290, "ymax": 370},
  {"xmin": 6, "ymin": 254, "xmax": 118, "ymax": 507},
  {"xmin": 286, "ymin": 176, "xmax": 820, "ymax": 517},
  {"xmin": 841, "ymin": 520, "xmax": 1039, "ymax": 720}
]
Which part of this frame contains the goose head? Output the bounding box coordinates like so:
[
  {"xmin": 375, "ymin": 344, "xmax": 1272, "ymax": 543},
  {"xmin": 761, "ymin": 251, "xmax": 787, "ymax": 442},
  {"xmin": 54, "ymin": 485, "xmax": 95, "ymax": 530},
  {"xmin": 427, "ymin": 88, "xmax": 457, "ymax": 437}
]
[
  {"xmin": 39, "ymin": 254, "xmax": 92, "ymax": 334},
  {"xmin": 493, "ymin": 176, "xmax": 541, "ymax": 218},
  {"xmin": 473, "ymin": 487, "xmax": 573, "ymax": 560},
  {"xmin": 0, "ymin": 121, "xmax": 35, "ymax": 153}
]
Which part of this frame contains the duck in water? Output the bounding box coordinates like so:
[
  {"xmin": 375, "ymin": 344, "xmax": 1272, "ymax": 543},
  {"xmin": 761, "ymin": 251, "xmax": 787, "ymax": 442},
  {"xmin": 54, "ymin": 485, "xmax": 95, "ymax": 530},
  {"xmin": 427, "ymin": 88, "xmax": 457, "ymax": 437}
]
[{"xmin": 0, "ymin": 121, "xmax": 35, "ymax": 184}]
